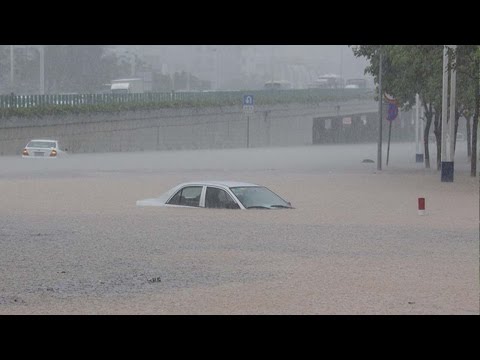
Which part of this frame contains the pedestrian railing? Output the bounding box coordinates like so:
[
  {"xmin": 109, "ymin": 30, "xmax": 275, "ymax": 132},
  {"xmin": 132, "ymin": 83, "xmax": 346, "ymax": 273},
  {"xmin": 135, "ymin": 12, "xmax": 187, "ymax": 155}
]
[{"xmin": 0, "ymin": 88, "xmax": 373, "ymax": 109}]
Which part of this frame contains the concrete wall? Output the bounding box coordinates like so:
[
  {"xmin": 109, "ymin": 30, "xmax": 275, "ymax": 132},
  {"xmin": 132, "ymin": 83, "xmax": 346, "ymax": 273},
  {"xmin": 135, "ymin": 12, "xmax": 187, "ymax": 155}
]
[{"xmin": 0, "ymin": 99, "xmax": 378, "ymax": 156}]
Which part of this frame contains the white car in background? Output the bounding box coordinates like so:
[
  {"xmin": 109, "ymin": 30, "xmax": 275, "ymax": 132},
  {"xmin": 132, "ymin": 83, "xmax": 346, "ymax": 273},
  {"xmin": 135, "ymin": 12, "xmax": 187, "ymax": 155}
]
[
  {"xmin": 136, "ymin": 181, "xmax": 293, "ymax": 210},
  {"xmin": 22, "ymin": 139, "xmax": 64, "ymax": 158}
]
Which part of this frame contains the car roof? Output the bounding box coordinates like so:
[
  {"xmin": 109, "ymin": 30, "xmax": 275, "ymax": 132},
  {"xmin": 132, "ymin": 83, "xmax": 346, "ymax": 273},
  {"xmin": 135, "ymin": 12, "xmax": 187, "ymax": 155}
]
[
  {"xmin": 29, "ymin": 139, "xmax": 58, "ymax": 142},
  {"xmin": 178, "ymin": 181, "xmax": 259, "ymax": 188}
]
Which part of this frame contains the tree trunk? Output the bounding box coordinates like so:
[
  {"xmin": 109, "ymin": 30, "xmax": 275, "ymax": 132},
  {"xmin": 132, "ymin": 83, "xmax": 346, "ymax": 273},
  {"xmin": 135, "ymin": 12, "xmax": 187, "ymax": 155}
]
[
  {"xmin": 454, "ymin": 110, "xmax": 460, "ymax": 152},
  {"xmin": 472, "ymin": 115, "xmax": 478, "ymax": 177},
  {"xmin": 471, "ymin": 58, "xmax": 479, "ymax": 177},
  {"xmin": 423, "ymin": 103, "xmax": 433, "ymax": 169},
  {"xmin": 434, "ymin": 110, "xmax": 442, "ymax": 170},
  {"xmin": 466, "ymin": 115, "xmax": 472, "ymax": 158}
]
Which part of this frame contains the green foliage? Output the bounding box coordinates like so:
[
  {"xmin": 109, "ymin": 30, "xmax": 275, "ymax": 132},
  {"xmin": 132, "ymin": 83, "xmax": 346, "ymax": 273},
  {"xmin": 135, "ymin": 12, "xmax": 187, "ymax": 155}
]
[
  {"xmin": 0, "ymin": 45, "xmax": 131, "ymax": 94},
  {"xmin": 351, "ymin": 45, "xmax": 444, "ymax": 110},
  {"xmin": 351, "ymin": 45, "xmax": 479, "ymax": 116},
  {"xmin": 352, "ymin": 44, "xmax": 480, "ymax": 173},
  {"xmin": 454, "ymin": 45, "xmax": 480, "ymax": 118},
  {"xmin": 44, "ymin": 45, "xmax": 124, "ymax": 93}
]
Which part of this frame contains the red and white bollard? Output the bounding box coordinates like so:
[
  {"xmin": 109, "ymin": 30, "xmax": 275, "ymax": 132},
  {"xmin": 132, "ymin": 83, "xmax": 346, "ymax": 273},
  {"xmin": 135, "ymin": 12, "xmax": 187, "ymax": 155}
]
[{"xmin": 418, "ymin": 197, "xmax": 426, "ymax": 216}]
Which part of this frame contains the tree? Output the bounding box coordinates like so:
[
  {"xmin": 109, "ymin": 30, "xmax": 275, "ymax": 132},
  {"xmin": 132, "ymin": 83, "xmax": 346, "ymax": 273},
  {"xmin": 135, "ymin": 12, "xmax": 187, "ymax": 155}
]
[
  {"xmin": 152, "ymin": 72, "xmax": 173, "ymax": 92},
  {"xmin": 352, "ymin": 44, "xmax": 479, "ymax": 176},
  {"xmin": 0, "ymin": 46, "xmax": 9, "ymax": 91},
  {"xmin": 0, "ymin": 45, "xmax": 42, "ymax": 94},
  {"xmin": 44, "ymin": 45, "xmax": 127, "ymax": 93},
  {"xmin": 351, "ymin": 45, "xmax": 444, "ymax": 169},
  {"xmin": 454, "ymin": 45, "xmax": 480, "ymax": 177}
]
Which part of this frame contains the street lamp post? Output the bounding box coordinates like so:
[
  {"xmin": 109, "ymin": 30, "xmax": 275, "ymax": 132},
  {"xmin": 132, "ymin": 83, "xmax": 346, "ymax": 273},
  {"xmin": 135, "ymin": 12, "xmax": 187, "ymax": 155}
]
[
  {"xmin": 420, "ymin": 99, "xmax": 425, "ymax": 162},
  {"xmin": 440, "ymin": 45, "xmax": 456, "ymax": 182},
  {"xmin": 9, "ymin": 45, "xmax": 44, "ymax": 94},
  {"xmin": 10, "ymin": 45, "xmax": 14, "ymax": 91},
  {"xmin": 215, "ymin": 47, "xmax": 220, "ymax": 90},
  {"xmin": 448, "ymin": 45, "xmax": 457, "ymax": 162},
  {"xmin": 211, "ymin": 47, "xmax": 218, "ymax": 90},
  {"xmin": 39, "ymin": 45, "xmax": 45, "ymax": 95},
  {"xmin": 187, "ymin": 59, "xmax": 191, "ymax": 91},
  {"xmin": 415, "ymin": 93, "xmax": 424, "ymax": 162},
  {"xmin": 340, "ymin": 46, "xmax": 343, "ymax": 82},
  {"xmin": 271, "ymin": 45, "xmax": 275, "ymax": 83}
]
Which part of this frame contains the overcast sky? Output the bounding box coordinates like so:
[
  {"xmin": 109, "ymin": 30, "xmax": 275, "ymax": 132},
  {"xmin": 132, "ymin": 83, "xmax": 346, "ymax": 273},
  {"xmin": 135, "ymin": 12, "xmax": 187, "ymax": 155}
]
[
  {"xmin": 118, "ymin": 45, "xmax": 370, "ymax": 80},
  {"xmin": 274, "ymin": 45, "xmax": 369, "ymax": 78}
]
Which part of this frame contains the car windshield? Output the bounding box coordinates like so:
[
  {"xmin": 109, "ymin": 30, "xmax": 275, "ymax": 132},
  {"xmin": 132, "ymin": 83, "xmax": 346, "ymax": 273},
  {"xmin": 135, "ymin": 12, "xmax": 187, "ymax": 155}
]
[
  {"xmin": 229, "ymin": 186, "xmax": 291, "ymax": 209},
  {"xmin": 27, "ymin": 141, "xmax": 56, "ymax": 149}
]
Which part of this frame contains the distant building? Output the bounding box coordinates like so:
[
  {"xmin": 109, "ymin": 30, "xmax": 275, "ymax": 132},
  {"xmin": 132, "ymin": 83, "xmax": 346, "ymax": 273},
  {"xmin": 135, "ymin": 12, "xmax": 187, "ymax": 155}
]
[
  {"xmin": 308, "ymin": 74, "xmax": 345, "ymax": 89},
  {"xmin": 109, "ymin": 45, "xmax": 370, "ymax": 91},
  {"xmin": 264, "ymin": 80, "xmax": 292, "ymax": 90},
  {"xmin": 345, "ymin": 78, "xmax": 367, "ymax": 89}
]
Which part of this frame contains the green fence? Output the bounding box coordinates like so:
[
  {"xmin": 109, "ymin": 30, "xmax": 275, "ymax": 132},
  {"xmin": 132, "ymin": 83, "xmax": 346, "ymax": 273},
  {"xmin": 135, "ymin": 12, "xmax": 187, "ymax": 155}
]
[
  {"xmin": 0, "ymin": 92, "xmax": 173, "ymax": 108},
  {"xmin": 0, "ymin": 88, "xmax": 373, "ymax": 109},
  {"xmin": 0, "ymin": 88, "xmax": 375, "ymax": 119}
]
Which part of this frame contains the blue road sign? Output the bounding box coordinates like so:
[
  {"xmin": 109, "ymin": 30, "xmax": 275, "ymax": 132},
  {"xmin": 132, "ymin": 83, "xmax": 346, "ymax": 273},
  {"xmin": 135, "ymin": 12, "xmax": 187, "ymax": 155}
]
[
  {"xmin": 243, "ymin": 95, "xmax": 254, "ymax": 106},
  {"xmin": 387, "ymin": 102, "xmax": 398, "ymax": 121}
]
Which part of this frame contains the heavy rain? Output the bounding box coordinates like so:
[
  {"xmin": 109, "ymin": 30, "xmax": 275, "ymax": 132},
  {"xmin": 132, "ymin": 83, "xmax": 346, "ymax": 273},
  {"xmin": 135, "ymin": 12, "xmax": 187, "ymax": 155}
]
[{"xmin": 0, "ymin": 45, "xmax": 478, "ymax": 314}]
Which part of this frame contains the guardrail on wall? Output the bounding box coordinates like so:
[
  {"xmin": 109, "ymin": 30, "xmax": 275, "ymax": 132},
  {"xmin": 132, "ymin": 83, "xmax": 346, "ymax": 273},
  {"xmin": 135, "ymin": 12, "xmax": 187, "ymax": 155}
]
[{"xmin": 0, "ymin": 88, "xmax": 373, "ymax": 109}]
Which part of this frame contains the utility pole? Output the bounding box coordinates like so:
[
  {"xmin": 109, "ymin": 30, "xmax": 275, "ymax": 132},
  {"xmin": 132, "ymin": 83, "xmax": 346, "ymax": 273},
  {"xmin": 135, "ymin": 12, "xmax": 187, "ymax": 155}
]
[
  {"xmin": 415, "ymin": 94, "xmax": 424, "ymax": 162},
  {"xmin": 415, "ymin": 94, "xmax": 419, "ymax": 160},
  {"xmin": 186, "ymin": 46, "xmax": 194, "ymax": 91},
  {"xmin": 246, "ymin": 115, "xmax": 250, "ymax": 148},
  {"xmin": 340, "ymin": 46, "xmax": 343, "ymax": 78},
  {"xmin": 215, "ymin": 47, "xmax": 223, "ymax": 90},
  {"xmin": 420, "ymin": 99, "xmax": 425, "ymax": 163},
  {"xmin": 448, "ymin": 45, "xmax": 457, "ymax": 163},
  {"xmin": 377, "ymin": 48, "xmax": 383, "ymax": 171},
  {"xmin": 441, "ymin": 46, "xmax": 449, "ymax": 168},
  {"xmin": 441, "ymin": 45, "xmax": 455, "ymax": 182},
  {"xmin": 187, "ymin": 52, "xmax": 191, "ymax": 91},
  {"xmin": 39, "ymin": 45, "xmax": 45, "ymax": 95},
  {"xmin": 271, "ymin": 45, "xmax": 275, "ymax": 82},
  {"xmin": 10, "ymin": 45, "xmax": 14, "ymax": 91},
  {"xmin": 212, "ymin": 47, "xmax": 219, "ymax": 90}
]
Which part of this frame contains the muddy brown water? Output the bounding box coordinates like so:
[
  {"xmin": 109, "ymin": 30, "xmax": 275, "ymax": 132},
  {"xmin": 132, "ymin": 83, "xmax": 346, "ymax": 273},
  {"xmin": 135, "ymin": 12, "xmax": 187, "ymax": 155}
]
[{"xmin": 0, "ymin": 143, "xmax": 478, "ymax": 314}]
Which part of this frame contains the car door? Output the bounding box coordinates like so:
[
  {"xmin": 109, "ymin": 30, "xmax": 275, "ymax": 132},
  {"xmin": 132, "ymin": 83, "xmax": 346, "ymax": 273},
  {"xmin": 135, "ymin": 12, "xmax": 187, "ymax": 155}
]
[
  {"xmin": 166, "ymin": 186, "xmax": 203, "ymax": 208},
  {"xmin": 204, "ymin": 186, "xmax": 240, "ymax": 209}
]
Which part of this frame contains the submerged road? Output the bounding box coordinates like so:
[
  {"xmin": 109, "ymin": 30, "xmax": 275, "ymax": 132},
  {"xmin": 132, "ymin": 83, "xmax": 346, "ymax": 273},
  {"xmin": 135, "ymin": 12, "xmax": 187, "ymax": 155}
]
[{"xmin": 0, "ymin": 142, "xmax": 478, "ymax": 314}]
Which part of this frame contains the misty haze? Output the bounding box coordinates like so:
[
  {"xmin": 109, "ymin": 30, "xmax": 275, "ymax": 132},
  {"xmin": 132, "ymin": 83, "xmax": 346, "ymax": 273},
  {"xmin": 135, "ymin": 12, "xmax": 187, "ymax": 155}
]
[{"xmin": 0, "ymin": 45, "xmax": 478, "ymax": 315}]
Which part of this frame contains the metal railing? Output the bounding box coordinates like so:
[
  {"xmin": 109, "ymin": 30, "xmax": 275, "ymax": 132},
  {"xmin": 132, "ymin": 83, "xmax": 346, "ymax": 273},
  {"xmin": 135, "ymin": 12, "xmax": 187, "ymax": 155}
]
[{"xmin": 0, "ymin": 88, "xmax": 373, "ymax": 109}]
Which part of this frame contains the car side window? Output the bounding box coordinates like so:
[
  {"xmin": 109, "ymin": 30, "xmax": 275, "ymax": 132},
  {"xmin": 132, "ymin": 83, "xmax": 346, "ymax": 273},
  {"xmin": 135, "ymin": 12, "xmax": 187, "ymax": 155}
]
[
  {"xmin": 205, "ymin": 187, "xmax": 240, "ymax": 209},
  {"xmin": 168, "ymin": 186, "xmax": 202, "ymax": 207},
  {"xmin": 167, "ymin": 190, "xmax": 182, "ymax": 205}
]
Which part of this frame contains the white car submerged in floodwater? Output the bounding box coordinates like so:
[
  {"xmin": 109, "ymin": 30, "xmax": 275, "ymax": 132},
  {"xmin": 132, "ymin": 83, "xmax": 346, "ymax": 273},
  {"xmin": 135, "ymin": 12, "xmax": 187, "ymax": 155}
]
[
  {"xmin": 136, "ymin": 181, "xmax": 293, "ymax": 210},
  {"xmin": 21, "ymin": 139, "xmax": 65, "ymax": 158}
]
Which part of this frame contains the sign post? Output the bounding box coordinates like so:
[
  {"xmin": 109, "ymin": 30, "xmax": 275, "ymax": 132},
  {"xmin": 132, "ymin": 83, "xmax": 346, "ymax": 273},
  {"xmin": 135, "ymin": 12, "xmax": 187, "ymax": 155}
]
[
  {"xmin": 243, "ymin": 95, "xmax": 254, "ymax": 148},
  {"xmin": 385, "ymin": 95, "xmax": 399, "ymax": 166},
  {"xmin": 377, "ymin": 50, "xmax": 383, "ymax": 171},
  {"xmin": 415, "ymin": 94, "xmax": 424, "ymax": 163},
  {"xmin": 247, "ymin": 115, "xmax": 250, "ymax": 148}
]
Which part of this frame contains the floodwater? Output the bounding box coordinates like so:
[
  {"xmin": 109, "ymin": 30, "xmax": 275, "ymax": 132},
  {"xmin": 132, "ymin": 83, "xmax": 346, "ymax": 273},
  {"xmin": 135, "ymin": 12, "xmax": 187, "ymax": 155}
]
[{"xmin": 0, "ymin": 142, "xmax": 478, "ymax": 314}]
